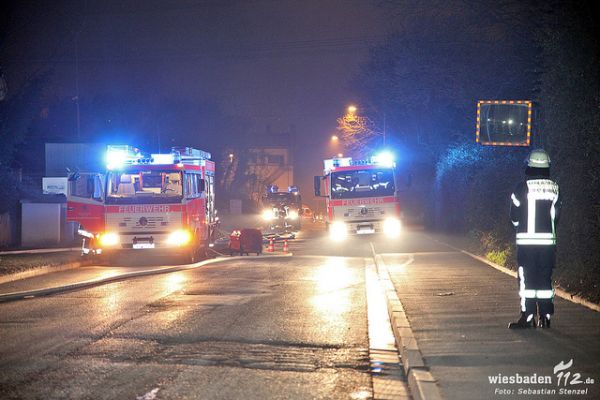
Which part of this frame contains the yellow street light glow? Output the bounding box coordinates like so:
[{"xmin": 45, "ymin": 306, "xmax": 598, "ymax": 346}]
[
  {"xmin": 337, "ymin": 153, "xmax": 344, "ymax": 158},
  {"xmin": 331, "ymin": 135, "xmax": 339, "ymax": 141},
  {"xmin": 347, "ymin": 105, "xmax": 357, "ymax": 113}
]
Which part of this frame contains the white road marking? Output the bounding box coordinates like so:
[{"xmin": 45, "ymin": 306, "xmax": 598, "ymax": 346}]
[{"xmin": 136, "ymin": 387, "xmax": 159, "ymax": 400}]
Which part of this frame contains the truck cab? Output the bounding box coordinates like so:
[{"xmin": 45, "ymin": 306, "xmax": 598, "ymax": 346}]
[{"xmin": 314, "ymin": 153, "xmax": 402, "ymax": 241}]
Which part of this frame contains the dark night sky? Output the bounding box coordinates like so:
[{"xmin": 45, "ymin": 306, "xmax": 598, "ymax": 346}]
[{"xmin": 3, "ymin": 0, "xmax": 395, "ymax": 205}]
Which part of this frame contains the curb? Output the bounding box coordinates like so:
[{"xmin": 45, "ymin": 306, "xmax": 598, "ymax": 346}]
[
  {"xmin": 0, "ymin": 254, "xmax": 293, "ymax": 303},
  {"xmin": 371, "ymin": 245, "xmax": 443, "ymax": 400},
  {"xmin": 0, "ymin": 261, "xmax": 88, "ymax": 285},
  {"xmin": 0, "ymin": 247, "xmax": 80, "ymax": 255},
  {"xmin": 432, "ymin": 238, "xmax": 600, "ymax": 313}
]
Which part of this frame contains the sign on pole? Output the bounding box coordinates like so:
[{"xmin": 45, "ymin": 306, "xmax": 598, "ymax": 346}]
[{"xmin": 476, "ymin": 100, "xmax": 532, "ymax": 146}]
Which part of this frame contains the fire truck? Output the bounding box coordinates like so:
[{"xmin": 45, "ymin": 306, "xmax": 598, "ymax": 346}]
[
  {"xmin": 260, "ymin": 185, "xmax": 302, "ymax": 231},
  {"xmin": 67, "ymin": 145, "xmax": 217, "ymax": 262},
  {"xmin": 314, "ymin": 152, "xmax": 402, "ymax": 241}
]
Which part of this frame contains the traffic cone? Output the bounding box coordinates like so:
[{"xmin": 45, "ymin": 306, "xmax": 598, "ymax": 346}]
[
  {"xmin": 267, "ymin": 238, "xmax": 274, "ymax": 252},
  {"xmin": 283, "ymin": 239, "xmax": 289, "ymax": 253}
]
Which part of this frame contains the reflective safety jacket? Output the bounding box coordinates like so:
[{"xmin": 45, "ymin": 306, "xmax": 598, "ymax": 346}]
[{"xmin": 510, "ymin": 178, "xmax": 560, "ymax": 246}]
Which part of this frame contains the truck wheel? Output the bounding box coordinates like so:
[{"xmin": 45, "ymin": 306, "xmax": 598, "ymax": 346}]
[
  {"xmin": 198, "ymin": 242, "xmax": 209, "ymax": 259},
  {"xmin": 184, "ymin": 244, "xmax": 198, "ymax": 264}
]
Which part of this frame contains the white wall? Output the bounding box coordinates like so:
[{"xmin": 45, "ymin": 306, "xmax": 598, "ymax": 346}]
[{"xmin": 21, "ymin": 203, "xmax": 62, "ymax": 246}]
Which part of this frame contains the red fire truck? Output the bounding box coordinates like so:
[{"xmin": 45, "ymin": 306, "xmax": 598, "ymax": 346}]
[
  {"xmin": 314, "ymin": 152, "xmax": 402, "ymax": 241},
  {"xmin": 67, "ymin": 145, "xmax": 217, "ymax": 262}
]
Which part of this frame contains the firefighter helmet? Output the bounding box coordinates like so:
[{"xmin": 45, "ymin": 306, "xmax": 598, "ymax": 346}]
[{"xmin": 527, "ymin": 149, "xmax": 550, "ymax": 168}]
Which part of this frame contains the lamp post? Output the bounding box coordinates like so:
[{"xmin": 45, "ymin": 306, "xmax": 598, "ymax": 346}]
[
  {"xmin": 0, "ymin": 68, "xmax": 7, "ymax": 102},
  {"xmin": 329, "ymin": 134, "xmax": 342, "ymax": 158}
]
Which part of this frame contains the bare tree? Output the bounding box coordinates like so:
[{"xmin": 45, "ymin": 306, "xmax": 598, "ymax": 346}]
[{"xmin": 335, "ymin": 111, "xmax": 380, "ymax": 156}]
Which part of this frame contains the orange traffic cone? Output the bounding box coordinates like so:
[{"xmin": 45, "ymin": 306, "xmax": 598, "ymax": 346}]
[
  {"xmin": 267, "ymin": 238, "xmax": 274, "ymax": 252},
  {"xmin": 283, "ymin": 239, "xmax": 289, "ymax": 253}
]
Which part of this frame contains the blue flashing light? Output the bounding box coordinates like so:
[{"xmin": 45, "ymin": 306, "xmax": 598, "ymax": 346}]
[
  {"xmin": 106, "ymin": 145, "xmax": 143, "ymax": 170},
  {"xmin": 106, "ymin": 149, "xmax": 128, "ymax": 170},
  {"xmin": 372, "ymin": 151, "xmax": 395, "ymax": 168}
]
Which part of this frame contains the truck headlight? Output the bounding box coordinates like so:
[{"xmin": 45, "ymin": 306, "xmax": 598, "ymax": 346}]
[
  {"xmin": 167, "ymin": 229, "xmax": 192, "ymax": 246},
  {"xmin": 383, "ymin": 218, "xmax": 402, "ymax": 238},
  {"xmin": 329, "ymin": 221, "xmax": 348, "ymax": 241},
  {"xmin": 288, "ymin": 210, "xmax": 299, "ymax": 220},
  {"xmin": 98, "ymin": 232, "xmax": 119, "ymax": 247},
  {"xmin": 262, "ymin": 209, "xmax": 274, "ymax": 221}
]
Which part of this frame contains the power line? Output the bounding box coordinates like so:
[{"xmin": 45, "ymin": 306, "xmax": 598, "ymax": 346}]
[{"xmin": 6, "ymin": 34, "xmax": 387, "ymax": 65}]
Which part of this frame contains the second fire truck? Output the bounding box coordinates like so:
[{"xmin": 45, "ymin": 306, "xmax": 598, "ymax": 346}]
[
  {"xmin": 314, "ymin": 152, "xmax": 402, "ymax": 241},
  {"xmin": 260, "ymin": 185, "xmax": 303, "ymax": 231},
  {"xmin": 67, "ymin": 145, "xmax": 217, "ymax": 262}
]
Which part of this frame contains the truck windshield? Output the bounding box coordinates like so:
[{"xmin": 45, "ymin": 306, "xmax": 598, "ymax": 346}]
[
  {"xmin": 330, "ymin": 168, "xmax": 395, "ymax": 199},
  {"xmin": 264, "ymin": 192, "xmax": 301, "ymax": 207},
  {"xmin": 106, "ymin": 170, "xmax": 183, "ymax": 204}
]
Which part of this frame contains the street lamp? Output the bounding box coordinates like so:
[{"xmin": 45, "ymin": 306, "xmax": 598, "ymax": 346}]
[{"xmin": 344, "ymin": 104, "xmax": 386, "ymax": 146}]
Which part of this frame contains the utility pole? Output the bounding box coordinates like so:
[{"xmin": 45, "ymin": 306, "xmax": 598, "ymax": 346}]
[
  {"xmin": 74, "ymin": 0, "xmax": 87, "ymax": 141},
  {"xmin": 74, "ymin": 30, "xmax": 81, "ymax": 140},
  {"xmin": 383, "ymin": 112, "xmax": 386, "ymax": 146},
  {"xmin": 0, "ymin": 68, "xmax": 7, "ymax": 102}
]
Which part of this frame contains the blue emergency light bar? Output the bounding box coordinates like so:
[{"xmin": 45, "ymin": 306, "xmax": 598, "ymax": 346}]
[
  {"xmin": 106, "ymin": 145, "xmax": 211, "ymax": 170},
  {"xmin": 323, "ymin": 151, "xmax": 395, "ymax": 172},
  {"xmin": 106, "ymin": 145, "xmax": 144, "ymax": 170}
]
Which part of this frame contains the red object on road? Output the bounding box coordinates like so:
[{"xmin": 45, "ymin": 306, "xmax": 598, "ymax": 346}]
[
  {"xmin": 267, "ymin": 237, "xmax": 274, "ymax": 253},
  {"xmin": 230, "ymin": 229, "xmax": 263, "ymax": 255},
  {"xmin": 283, "ymin": 239, "xmax": 289, "ymax": 253}
]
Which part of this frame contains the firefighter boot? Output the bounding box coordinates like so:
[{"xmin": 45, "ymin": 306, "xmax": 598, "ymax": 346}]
[
  {"xmin": 508, "ymin": 313, "xmax": 536, "ymax": 329},
  {"xmin": 537, "ymin": 301, "xmax": 554, "ymax": 328},
  {"xmin": 538, "ymin": 314, "xmax": 551, "ymax": 328}
]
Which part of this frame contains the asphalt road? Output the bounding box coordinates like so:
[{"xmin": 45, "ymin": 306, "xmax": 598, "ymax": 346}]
[
  {"xmin": 0, "ymin": 222, "xmax": 374, "ymax": 400},
  {"xmin": 0, "ymin": 219, "xmax": 598, "ymax": 399}
]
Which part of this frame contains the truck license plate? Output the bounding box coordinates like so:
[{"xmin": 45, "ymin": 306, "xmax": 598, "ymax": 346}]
[
  {"xmin": 133, "ymin": 243, "xmax": 155, "ymax": 249},
  {"xmin": 357, "ymin": 226, "xmax": 375, "ymax": 234}
]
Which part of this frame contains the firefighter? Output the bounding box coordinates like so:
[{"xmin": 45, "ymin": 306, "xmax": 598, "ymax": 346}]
[{"xmin": 508, "ymin": 149, "xmax": 561, "ymax": 329}]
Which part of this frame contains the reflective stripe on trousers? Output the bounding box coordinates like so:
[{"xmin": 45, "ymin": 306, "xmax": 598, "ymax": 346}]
[{"xmin": 518, "ymin": 266, "xmax": 554, "ymax": 312}]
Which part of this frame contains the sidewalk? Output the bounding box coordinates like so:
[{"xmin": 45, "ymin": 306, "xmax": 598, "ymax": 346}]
[{"xmin": 382, "ymin": 251, "xmax": 600, "ymax": 399}]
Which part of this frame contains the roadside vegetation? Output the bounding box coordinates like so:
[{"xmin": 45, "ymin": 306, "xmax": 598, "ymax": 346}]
[{"xmin": 356, "ymin": 2, "xmax": 599, "ymax": 303}]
